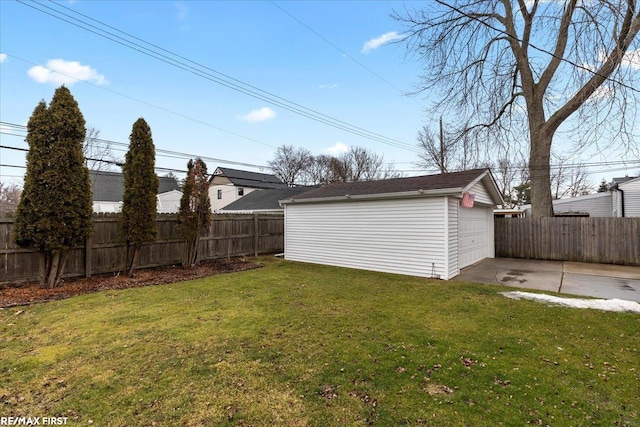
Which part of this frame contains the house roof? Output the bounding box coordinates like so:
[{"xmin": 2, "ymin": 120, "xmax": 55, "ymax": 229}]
[
  {"xmin": 220, "ymin": 187, "xmax": 313, "ymax": 212},
  {"xmin": 611, "ymin": 176, "xmax": 637, "ymax": 186},
  {"xmin": 90, "ymin": 170, "xmax": 180, "ymax": 202},
  {"xmin": 212, "ymin": 167, "xmax": 289, "ymax": 190},
  {"xmin": 617, "ymin": 175, "xmax": 640, "ymax": 188},
  {"xmin": 283, "ymin": 169, "xmax": 502, "ymax": 205}
]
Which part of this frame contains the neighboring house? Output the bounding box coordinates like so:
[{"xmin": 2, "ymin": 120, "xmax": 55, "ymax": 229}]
[
  {"xmin": 280, "ymin": 168, "xmax": 503, "ymax": 280},
  {"xmin": 522, "ymin": 192, "xmax": 615, "ymax": 217},
  {"xmin": 209, "ymin": 167, "xmax": 289, "ymax": 211},
  {"xmin": 520, "ymin": 175, "xmax": 639, "ymax": 217},
  {"xmin": 157, "ymin": 189, "xmax": 182, "ymax": 214},
  {"xmin": 90, "ymin": 170, "xmax": 181, "ymax": 213},
  {"xmin": 612, "ymin": 176, "xmax": 640, "ymax": 217},
  {"xmin": 494, "ymin": 209, "xmax": 525, "ymax": 218},
  {"xmin": 219, "ymin": 187, "xmax": 312, "ymax": 213}
]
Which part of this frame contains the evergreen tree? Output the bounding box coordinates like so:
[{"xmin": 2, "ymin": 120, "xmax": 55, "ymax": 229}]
[
  {"xmin": 597, "ymin": 179, "xmax": 609, "ymax": 193},
  {"xmin": 178, "ymin": 158, "xmax": 212, "ymax": 268},
  {"xmin": 513, "ymin": 181, "xmax": 531, "ymax": 206},
  {"xmin": 121, "ymin": 118, "xmax": 158, "ymax": 276},
  {"xmin": 14, "ymin": 86, "xmax": 92, "ymax": 288}
]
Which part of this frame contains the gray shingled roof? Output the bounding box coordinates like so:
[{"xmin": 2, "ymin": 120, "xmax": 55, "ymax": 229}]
[
  {"xmin": 288, "ymin": 169, "xmax": 491, "ymax": 201},
  {"xmin": 213, "ymin": 167, "xmax": 289, "ymax": 190},
  {"xmin": 611, "ymin": 176, "xmax": 637, "ymax": 186},
  {"xmin": 90, "ymin": 170, "xmax": 180, "ymax": 202},
  {"xmin": 221, "ymin": 187, "xmax": 313, "ymax": 211}
]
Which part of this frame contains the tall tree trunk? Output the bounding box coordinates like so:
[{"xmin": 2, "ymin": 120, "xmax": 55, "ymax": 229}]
[
  {"xmin": 39, "ymin": 251, "xmax": 48, "ymax": 288},
  {"xmin": 183, "ymin": 238, "xmax": 199, "ymax": 269},
  {"xmin": 126, "ymin": 244, "xmax": 139, "ymax": 277},
  {"xmin": 54, "ymin": 250, "xmax": 70, "ymax": 288},
  {"xmin": 529, "ymin": 131, "xmax": 554, "ymax": 217},
  {"xmin": 45, "ymin": 249, "xmax": 69, "ymax": 288}
]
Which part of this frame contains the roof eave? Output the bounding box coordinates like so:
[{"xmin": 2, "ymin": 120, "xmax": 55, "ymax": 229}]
[
  {"xmin": 461, "ymin": 169, "xmax": 504, "ymax": 206},
  {"xmin": 280, "ymin": 187, "xmax": 463, "ymax": 205}
]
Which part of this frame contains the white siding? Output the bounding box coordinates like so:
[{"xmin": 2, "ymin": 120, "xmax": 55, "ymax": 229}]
[
  {"xmin": 468, "ymin": 181, "xmax": 493, "ymax": 205},
  {"xmin": 93, "ymin": 201, "xmax": 121, "ymax": 213},
  {"xmin": 209, "ymin": 185, "xmax": 256, "ymax": 211},
  {"xmin": 285, "ymin": 197, "xmax": 449, "ymax": 279},
  {"xmin": 447, "ymin": 197, "xmax": 459, "ymax": 279},
  {"xmin": 157, "ymin": 190, "xmax": 182, "ymax": 213},
  {"xmin": 619, "ymin": 178, "xmax": 640, "ymax": 217},
  {"xmin": 553, "ymin": 192, "xmax": 613, "ymax": 217}
]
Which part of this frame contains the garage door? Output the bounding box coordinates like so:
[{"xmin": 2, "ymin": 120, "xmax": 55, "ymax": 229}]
[{"xmin": 458, "ymin": 207, "xmax": 490, "ymax": 268}]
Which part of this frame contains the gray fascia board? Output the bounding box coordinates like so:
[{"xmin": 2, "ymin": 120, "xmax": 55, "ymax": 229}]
[{"xmin": 279, "ymin": 188, "xmax": 462, "ymax": 205}]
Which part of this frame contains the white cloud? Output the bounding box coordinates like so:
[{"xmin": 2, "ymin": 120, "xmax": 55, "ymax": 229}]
[
  {"xmin": 583, "ymin": 49, "xmax": 640, "ymax": 72},
  {"xmin": 361, "ymin": 31, "xmax": 403, "ymax": 54},
  {"xmin": 622, "ymin": 49, "xmax": 640, "ymax": 70},
  {"xmin": 239, "ymin": 107, "xmax": 276, "ymax": 123},
  {"xmin": 175, "ymin": 2, "xmax": 190, "ymax": 21},
  {"xmin": 589, "ymin": 85, "xmax": 615, "ymax": 101},
  {"xmin": 0, "ymin": 53, "xmax": 7, "ymax": 63},
  {"xmin": 27, "ymin": 59, "xmax": 107, "ymax": 86},
  {"xmin": 318, "ymin": 83, "xmax": 338, "ymax": 90},
  {"xmin": 327, "ymin": 142, "xmax": 349, "ymax": 155}
]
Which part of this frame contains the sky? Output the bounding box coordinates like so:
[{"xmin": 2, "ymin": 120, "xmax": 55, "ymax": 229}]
[
  {"xmin": 0, "ymin": 0, "xmax": 429, "ymax": 185},
  {"xmin": 0, "ymin": 0, "xmax": 638, "ymax": 189}
]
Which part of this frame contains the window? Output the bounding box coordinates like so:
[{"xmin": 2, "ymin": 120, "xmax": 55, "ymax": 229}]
[
  {"xmin": 238, "ymin": 187, "xmax": 244, "ymax": 196},
  {"xmin": 217, "ymin": 189, "xmax": 222, "ymax": 200}
]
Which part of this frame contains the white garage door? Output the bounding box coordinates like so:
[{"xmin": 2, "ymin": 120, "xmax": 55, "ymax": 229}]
[{"xmin": 458, "ymin": 207, "xmax": 490, "ymax": 268}]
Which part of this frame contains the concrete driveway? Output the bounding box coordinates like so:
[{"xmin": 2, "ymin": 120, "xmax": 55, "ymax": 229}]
[{"xmin": 455, "ymin": 258, "xmax": 640, "ymax": 302}]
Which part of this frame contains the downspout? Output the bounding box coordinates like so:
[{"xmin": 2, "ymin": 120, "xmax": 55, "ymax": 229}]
[{"xmin": 619, "ymin": 188, "xmax": 625, "ymax": 217}]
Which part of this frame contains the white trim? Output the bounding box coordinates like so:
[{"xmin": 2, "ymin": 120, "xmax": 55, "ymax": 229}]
[{"xmin": 443, "ymin": 196, "xmax": 449, "ymax": 279}]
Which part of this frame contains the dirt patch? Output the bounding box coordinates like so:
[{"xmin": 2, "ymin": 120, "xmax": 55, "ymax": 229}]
[{"xmin": 0, "ymin": 258, "xmax": 262, "ymax": 308}]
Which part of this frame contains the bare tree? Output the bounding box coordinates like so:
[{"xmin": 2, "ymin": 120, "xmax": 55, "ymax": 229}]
[
  {"xmin": 305, "ymin": 154, "xmax": 335, "ymax": 185},
  {"xmin": 416, "ymin": 122, "xmax": 453, "ymax": 173},
  {"xmin": 416, "ymin": 118, "xmax": 481, "ymax": 173},
  {"xmin": 83, "ymin": 127, "xmax": 119, "ymax": 171},
  {"xmin": 551, "ymin": 159, "xmax": 593, "ymax": 199},
  {"xmin": 396, "ymin": 1, "xmax": 640, "ymax": 217},
  {"xmin": 331, "ymin": 147, "xmax": 400, "ymax": 182},
  {"xmin": 491, "ymin": 155, "xmax": 528, "ymax": 208},
  {"xmin": 268, "ymin": 145, "xmax": 313, "ymax": 185},
  {"xmin": 0, "ymin": 181, "xmax": 22, "ymax": 213}
]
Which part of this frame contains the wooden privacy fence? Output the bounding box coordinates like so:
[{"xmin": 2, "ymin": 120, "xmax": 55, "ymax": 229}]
[
  {"xmin": 495, "ymin": 217, "xmax": 640, "ymax": 266},
  {"xmin": 0, "ymin": 213, "xmax": 284, "ymax": 283}
]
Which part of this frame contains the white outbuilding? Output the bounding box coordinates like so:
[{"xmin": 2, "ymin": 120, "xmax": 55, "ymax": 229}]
[{"xmin": 280, "ymin": 169, "xmax": 503, "ymax": 280}]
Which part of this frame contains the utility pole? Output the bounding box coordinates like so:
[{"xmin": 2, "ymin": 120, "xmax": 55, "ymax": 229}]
[{"xmin": 439, "ymin": 116, "xmax": 446, "ymax": 173}]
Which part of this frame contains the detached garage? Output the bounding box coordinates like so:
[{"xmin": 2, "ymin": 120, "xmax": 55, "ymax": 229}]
[{"xmin": 280, "ymin": 169, "xmax": 503, "ymax": 280}]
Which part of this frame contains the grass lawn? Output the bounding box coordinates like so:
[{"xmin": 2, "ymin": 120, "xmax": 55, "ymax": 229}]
[{"xmin": 1, "ymin": 257, "xmax": 638, "ymax": 426}]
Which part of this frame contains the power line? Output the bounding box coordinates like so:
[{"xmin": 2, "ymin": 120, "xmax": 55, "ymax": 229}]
[
  {"xmin": 3, "ymin": 53, "xmax": 277, "ymax": 150},
  {"xmin": 0, "ymin": 122, "xmax": 271, "ymax": 171},
  {"xmin": 4, "ymin": 139, "xmax": 636, "ymax": 177},
  {"xmin": 16, "ymin": 0, "xmax": 420, "ymax": 153},
  {"xmin": 434, "ymin": 0, "xmax": 640, "ymax": 94},
  {"xmin": 268, "ymin": 0, "xmax": 417, "ymax": 102}
]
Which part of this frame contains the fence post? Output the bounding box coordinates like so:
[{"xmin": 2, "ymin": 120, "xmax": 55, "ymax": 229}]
[
  {"xmin": 85, "ymin": 235, "xmax": 93, "ymax": 278},
  {"xmin": 254, "ymin": 213, "xmax": 259, "ymax": 257}
]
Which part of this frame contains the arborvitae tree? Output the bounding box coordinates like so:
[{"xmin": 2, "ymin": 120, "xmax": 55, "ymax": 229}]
[
  {"xmin": 121, "ymin": 118, "xmax": 159, "ymax": 276},
  {"xmin": 178, "ymin": 158, "xmax": 212, "ymax": 268},
  {"xmin": 14, "ymin": 86, "xmax": 92, "ymax": 288}
]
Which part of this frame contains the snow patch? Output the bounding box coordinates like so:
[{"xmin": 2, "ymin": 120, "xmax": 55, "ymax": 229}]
[{"xmin": 501, "ymin": 291, "xmax": 640, "ymax": 313}]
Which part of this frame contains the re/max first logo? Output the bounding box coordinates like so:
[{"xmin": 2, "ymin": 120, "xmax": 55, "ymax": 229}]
[{"xmin": 0, "ymin": 418, "xmax": 68, "ymax": 426}]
